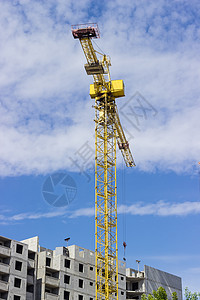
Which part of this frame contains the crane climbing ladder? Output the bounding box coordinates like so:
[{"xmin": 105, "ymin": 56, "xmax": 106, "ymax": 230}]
[{"xmin": 71, "ymin": 23, "xmax": 135, "ymax": 300}]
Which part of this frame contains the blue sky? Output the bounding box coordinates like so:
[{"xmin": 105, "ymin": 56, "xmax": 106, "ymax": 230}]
[{"xmin": 0, "ymin": 0, "xmax": 200, "ymax": 294}]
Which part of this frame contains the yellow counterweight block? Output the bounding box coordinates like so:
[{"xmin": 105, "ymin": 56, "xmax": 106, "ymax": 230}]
[{"xmin": 90, "ymin": 80, "xmax": 125, "ymax": 99}]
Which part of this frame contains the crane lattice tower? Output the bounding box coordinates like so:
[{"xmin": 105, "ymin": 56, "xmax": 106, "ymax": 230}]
[{"xmin": 71, "ymin": 23, "xmax": 135, "ymax": 300}]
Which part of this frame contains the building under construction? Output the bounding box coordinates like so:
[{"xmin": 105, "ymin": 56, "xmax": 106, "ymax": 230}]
[{"xmin": 0, "ymin": 235, "xmax": 182, "ymax": 300}]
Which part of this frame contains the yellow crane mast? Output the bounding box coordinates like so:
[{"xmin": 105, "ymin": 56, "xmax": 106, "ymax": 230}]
[{"xmin": 71, "ymin": 23, "xmax": 135, "ymax": 300}]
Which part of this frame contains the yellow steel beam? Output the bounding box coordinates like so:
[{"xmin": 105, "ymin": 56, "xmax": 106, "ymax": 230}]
[{"xmin": 95, "ymin": 93, "xmax": 118, "ymax": 300}]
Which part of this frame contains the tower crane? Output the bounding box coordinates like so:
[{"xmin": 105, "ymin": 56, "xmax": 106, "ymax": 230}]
[{"xmin": 71, "ymin": 23, "xmax": 135, "ymax": 300}]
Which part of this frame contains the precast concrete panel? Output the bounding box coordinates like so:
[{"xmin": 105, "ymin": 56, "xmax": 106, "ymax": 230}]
[{"xmin": 144, "ymin": 265, "xmax": 182, "ymax": 300}]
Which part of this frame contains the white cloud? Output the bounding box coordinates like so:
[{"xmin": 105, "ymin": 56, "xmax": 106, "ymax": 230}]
[
  {"xmin": 1, "ymin": 200, "xmax": 200, "ymax": 225},
  {"xmin": 72, "ymin": 201, "xmax": 200, "ymax": 217},
  {"xmin": 0, "ymin": 0, "xmax": 200, "ymax": 176},
  {"xmin": 10, "ymin": 210, "xmax": 66, "ymax": 221},
  {"xmin": 69, "ymin": 207, "xmax": 94, "ymax": 218},
  {"xmin": 0, "ymin": 208, "xmax": 68, "ymax": 225}
]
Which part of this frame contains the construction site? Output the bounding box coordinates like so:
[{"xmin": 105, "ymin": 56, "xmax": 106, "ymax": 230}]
[{"xmin": 0, "ymin": 23, "xmax": 184, "ymax": 300}]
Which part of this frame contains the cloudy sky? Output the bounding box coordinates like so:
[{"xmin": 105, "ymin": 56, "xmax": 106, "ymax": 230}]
[{"xmin": 0, "ymin": 0, "xmax": 200, "ymax": 294}]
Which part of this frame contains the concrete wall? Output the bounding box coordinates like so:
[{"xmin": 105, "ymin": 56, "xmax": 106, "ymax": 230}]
[
  {"xmin": 21, "ymin": 236, "xmax": 39, "ymax": 253},
  {"xmin": 144, "ymin": 265, "xmax": 182, "ymax": 300}
]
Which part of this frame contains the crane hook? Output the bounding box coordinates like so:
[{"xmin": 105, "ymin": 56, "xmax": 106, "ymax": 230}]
[{"xmin": 123, "ymin": 241, "xmax": 127, "ymax": 261}]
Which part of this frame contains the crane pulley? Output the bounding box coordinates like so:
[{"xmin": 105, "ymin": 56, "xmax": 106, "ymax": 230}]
[{"xmin": 71, "ymin": 23, "xmax": 135, "ymax": 300}]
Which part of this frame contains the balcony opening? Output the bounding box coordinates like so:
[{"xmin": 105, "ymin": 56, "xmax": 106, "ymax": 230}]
[
  {"xmin": 0, "ymin": 256, "xmax": 10, "ymax": 265},
  {"xmin": 46, "ymin": 257, "xmax": 51, "ymax": 267},
  {"xmin": 14, "ymin": 296, "xmax": 21, "ymax": 300},
  {"xmin": 53, "ymin": 272, "xmax": 59, "ymax": 279},
  {"xmin": 16, "ymin": 244, "xmax": 23, "ymax": 254},
  {"xmin": 27, "ymin": 284, "xmax": 34, "ymax": 293},
  {"xmin": 0, "ymin": 291, "xmax": 8, "ymax": 299},
  {"xmin": 79, "ymin": 279, "xmax": 83, "ymax": 288},
  {"xmin": 78, "ymin": 295, "xmax": 83, "ymax": 300},
  {"xmin": 63, "ymin": 247, "xmax": 69, "ymax": 257},
  {"xmin": 64, "ymin": 291, "xmax": 70, "ymax": 300},
  {"xmin": 79, "ymin": 263, "xmax": 84, "ymax": 273},
  {"xmin": 15, "ymin": 261, "xmax": 22, "ymax": 271},
  {"xmin": 14, "ymin": 278, "xmax": 21, "ymax": 288},
  {"xmin": 0, "ymin": 274, "xmax": 9, "ymax": 282},
  {"xmin": 45, "ymin": 287, "xmax": 59, "ymax": 295},
  {"xmin": 65, "ymin": 259, "xmax": 71, "ymax": 268},
  {"xmin": 0, "ymin": 239, "xmax": 11, "ymax": 248},
  {"xmin": 27, "ymin": 268, "xmax": 34, "ymax": 276},
  {"xmin": 28, "ymin": 251, "xmax": 35, "ymax": 260},
  {"xmin": 64, "ymin": 275, "xmax": 70, "ymax": 284},
  {"xmin": 46, "ymin": 271, "xmax": 59, "ymax": 279},
  {"xmin": 131, "ymin": 282, "xmax": 139, "ymax": 291}
]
